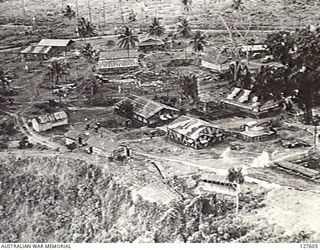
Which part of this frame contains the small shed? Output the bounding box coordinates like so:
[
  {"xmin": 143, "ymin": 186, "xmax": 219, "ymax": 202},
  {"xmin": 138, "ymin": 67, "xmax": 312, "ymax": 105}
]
[
  {"xmin": 32, "ymin": 111, "xmax": 68, "ymax": 132},
  {"xmin": 86, "ymin": 135, "xmax": 119, "ymax": 156},
  {"xmin": 20, "ymin": 45, "xmax": 53, "ymax": 60},
  {"xmin": 65, "ymin": 130, "xmax": 82, "ymax": 146},
  {"xmin": 238, "ymin": 127, "xmax": 277, "ymax": 142}
]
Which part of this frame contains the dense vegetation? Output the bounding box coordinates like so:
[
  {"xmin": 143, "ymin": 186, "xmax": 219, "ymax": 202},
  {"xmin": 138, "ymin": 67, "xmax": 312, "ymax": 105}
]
[{"xmin": 0, "ymin": 155, "xmax": 314, "ymax": 243}]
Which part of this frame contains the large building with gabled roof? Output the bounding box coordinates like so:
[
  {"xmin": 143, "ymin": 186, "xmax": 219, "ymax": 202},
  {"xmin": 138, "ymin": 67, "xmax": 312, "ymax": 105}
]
[
  {"xmin": 167, "ymin": 116, "xmax": 225, "ymax": 149},
  {"xmin": 98, "ymin": 50, "xmax": 139, "ymax": 75},
  {"xmin": 115, "ymin": 95, "xmax": 180, "ymax": 126},
  {"xmin": 32, "ymin": 111, "xmax": 68, "ymax": 132}
]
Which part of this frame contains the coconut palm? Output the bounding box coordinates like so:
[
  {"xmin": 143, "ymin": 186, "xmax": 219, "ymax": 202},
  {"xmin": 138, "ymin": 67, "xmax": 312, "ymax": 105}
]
[
  {"xmin": 77, "ymin": 17, "xmax": 95, "ymax": 38},
  {"xmin": 177, "ymin": 18, "xmax": 192, "ymax": 59},
  {"xmin": 63, "ymin": 5, "xmax": 76, "ymax": 19},
  {"xmin": 46, "ymin": 60, "xmax": 70, "ymax": 86},
  {"xmin": 227, "ymin": 167, "xmax": 244, "ymax": 214},
  {"xmin": 81, "ymin": 43, "xmax": 99, "ymax": 64},
  {"xmin": 0, "ymin": 67, "xmax": 10, "ymax": 93},
  {"xmin": 177, "ymin": 17, "xmax": 191, "ymax": 37},
  {"xmin": 147, "ymin": 17, "xmax": 165, "ymax": 38},
  {"xmin": 182, "ymin": 0, "xmax": 192, "ymax": 12},
  {"xmin": 191, "ymin": 31, "xmax": 207, "ymax": 61},
  {"xmin": 118, "ymin": 26, "xmax": 139, "ymax": 57}
]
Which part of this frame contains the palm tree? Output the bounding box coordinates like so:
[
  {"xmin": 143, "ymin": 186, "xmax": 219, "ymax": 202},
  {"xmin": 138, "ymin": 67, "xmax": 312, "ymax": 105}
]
[
  {"xmin": 177, "ymin": 17, "xmax": 191, "ymax": 37},
  {"xmin": 118, "ymin": 26, "xmax": 139, "ymax": 57},
  {"xmin": 46, "ymin": 60, "xmax": 70, "ymax": 86},
  {"xmin": 182, "ymin": 0, "xmax": 192, "ymax": 12},
  {"xmin": 191, "ymin": 31, "xmax": 207, "ymax": 62},
  {"xmin": 63, "ymin": 5, "xmax": 76, "ymax": 19},
  {"xmin": 227, "ymin": 167, "xmax": 244, "ymax": 214},
  {"xmin": 77, "ymin": 17, "xmax": 95, "ymax": 38},
  {"xmin": 147, "ymin": 17, "xmax": 165, "ymax": 38},
  {"xmin": 81, "ymin": 43, "xmax": 98, "ymax": 64},
  {"xmin": 177, "ymin": 17, "xmax": 192, "ymax": 59},
  {"xmin": 0, "ymin": 67, "xmax": 10, "ymax": 93}
]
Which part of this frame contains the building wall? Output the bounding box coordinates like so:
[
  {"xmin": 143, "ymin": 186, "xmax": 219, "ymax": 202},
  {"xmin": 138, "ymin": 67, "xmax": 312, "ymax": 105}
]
[{"xmin": 32, "ymin": 117, "xmax": 68, "ymax": 132}]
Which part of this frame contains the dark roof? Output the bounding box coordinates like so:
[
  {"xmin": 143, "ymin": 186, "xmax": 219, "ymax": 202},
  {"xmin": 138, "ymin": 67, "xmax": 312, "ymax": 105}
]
[
  {"xmin": 99, "ymin": 50, "xmax": 138, "ymax": 60},
  {"xmin": 38, "ymin": 39, "xmax": 74, "ymax": 47},
  {"xmin": 118, "ymin": 95, "xmax": 179, "ymax": 119},
  {"xmin": 20, "ymin": 45, "xmax": 52, "ymax": 54},
  {"xmin": 167, "ymin": 115, "xmax": 220, "ymax": 140}
]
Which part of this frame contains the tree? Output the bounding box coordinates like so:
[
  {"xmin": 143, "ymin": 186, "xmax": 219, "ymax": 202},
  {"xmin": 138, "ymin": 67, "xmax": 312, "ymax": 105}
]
[
  {"xmin": 191, "ymin": 31, "xmax": 207, "ymax": 61},
  {"xmin": 46, "ymin": 60, "xmax": 70, "ymax": 86},
  {"xmin": 116, "ymin": 100, "xmax": 134, "ymax": 118},
  {"xmin": 227, "ymin": 167, "xmax": 244, "ymax": 214},
  {"xmin": 147, "ymin": 17, "xmax": 165, "ymax": 38},
  {"xmin": 77, "ymin": 17, "xmax": 95, "ymax": 38},
  {"xmin": 0, "ymin": 67, "xmax": 10, "ymax": 93},
  {"xmin": 128, "ymin": 10, "xmax": 137, "ymax": 23},
  {"xmin": 178, "ymin": 74, "xmax": 198, "ymax": 100},
  {"xmin": 182, "ymin": 0, "xmax": 192, "ymax": 12},
  {"xmin": 177, "ymin": 17, "xmax": 191, "ymax": 37},
  {"xmin": 81, "ymin": 43, "xmax": 99, "ymax": 64},
  {"xmin": 177, "ymin": 18, "xmax": 192, "ymax": 60},
  {"xmin": 265, "ymin": 31, "xmax": 295, "ymax": 65},
  {"xmin": 118, "ymin": 26, "xmax": 139, "ymax": 57},
  {"xmin": 63, "ymin": 5, "xmax": 76, "ymax": 20}
]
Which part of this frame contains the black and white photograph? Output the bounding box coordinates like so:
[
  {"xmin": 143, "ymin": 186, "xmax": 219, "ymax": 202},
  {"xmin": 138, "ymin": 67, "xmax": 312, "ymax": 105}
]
[{"xmin": 0, "ymin": 0, "xmax": 320, "ymax": 247}]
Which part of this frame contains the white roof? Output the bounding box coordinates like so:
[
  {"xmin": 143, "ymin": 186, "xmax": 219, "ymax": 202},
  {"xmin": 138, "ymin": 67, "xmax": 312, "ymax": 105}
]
[{"xmin": 38, "ymin": 39, "xmax": 74, "ymax": 47}]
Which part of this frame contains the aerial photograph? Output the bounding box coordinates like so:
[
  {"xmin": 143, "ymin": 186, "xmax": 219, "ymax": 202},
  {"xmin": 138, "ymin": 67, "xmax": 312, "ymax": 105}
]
[{"xmin": 0, "ymin": 0, "xmax": 319, "ymax": 245}]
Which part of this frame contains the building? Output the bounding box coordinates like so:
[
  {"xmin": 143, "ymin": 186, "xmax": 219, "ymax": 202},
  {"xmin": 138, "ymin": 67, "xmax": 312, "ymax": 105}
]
[
  {"xmin": 86, "ymin": 135, "xmax": 119, "ymax": 156},
  {"xmin": 20, "ymin": 45, "xmax": 54, "ymax": 60},
  {"xmin": 32, "ymin": 111, "xmax": 68, "ymax": 132},
  {"xmin": 20, "ymin": 39, "xmax": 75, "ymax": 60},
  {"xmin": 138, "ymin": 35, "xmax": 165, "ymax": 52},
  {"xmin": 38, "ymin": 39, "xmax": 75, "ymax": 54},
  {"xmin": 240, "ymin": 44, "xmax": 266, "ymax": 54},
  {"xmin": 167, "ymin": 116, "xmax": 225, "ymax": 149},
  {"xmin": 115, "ymin": 95, "xmax": 180, "ymax": 126},
  {"xmin": 65, "ymin": 130, "xmax": 83, "ymax": 146},
  {"xmin": 201, "ymin": 54, "xmax": 230, "ymax": 73},
  {"xmin": 237, "ymin": 125, "xmax": 277, "ymax": 142},
  {"xmin": 97, "ymin": 50, "xmax": 139, "ymax": 75},
  {"xmin": 274, "ymin": 153, "xmax": 320, "ymax": 180},
  {"xmin": 221, "ymin": 88, "xmax": 280, "ymax": 118}
]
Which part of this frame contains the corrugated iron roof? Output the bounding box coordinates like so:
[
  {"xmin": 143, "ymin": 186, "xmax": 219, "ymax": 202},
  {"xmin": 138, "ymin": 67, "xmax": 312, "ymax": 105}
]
[
  {"xmin": 99, "ymin": 50, "xmax": 138, "ymax": 60},
  {"xmin": 38, "ymin": 39, "xmax": 74, "ymax": 47},
  {"xmin": 118, "ymin": 95, "xmax": 179, "ymax": 119},
  {"xmin": 167, "ymin": 115, "xmax": 220, "ymax": 140},
  {"xmin": 86, "ymin": 135, "xmax": 118, "ymax": 151},
  {"xmin": 20, "ymin": 45, "xmax": 52, "ymax": 54},
  {"xmin": 240, "ymin": 44, "xmax": 266, "ymax": 52},
  {"xmin": 65, "ymin": 130, "xmax": 81, "ymax": 140},
  {"xmin": 98, "ymin": 58, "xmax": 139, "ymax": 70},
  {"xmin": 139, "ymin": 37, "xmax": 164, "ymax": 46},
  {"xmin": 35, "ymin": 111, "xmax": 68, "ymax": 124}
]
